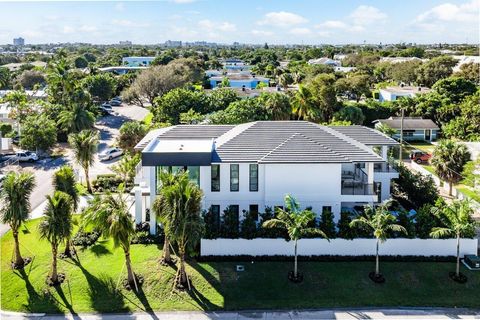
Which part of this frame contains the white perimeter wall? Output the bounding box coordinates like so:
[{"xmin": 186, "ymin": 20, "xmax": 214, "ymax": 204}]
[{"xmin": 201, "ymin": 238, "xmax": 478, "ymax": 257}]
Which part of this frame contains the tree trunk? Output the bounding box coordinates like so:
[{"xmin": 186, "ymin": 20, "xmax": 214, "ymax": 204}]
[
  {"xmin": 125, "ymin": 250, "xmax": 138, "ymax": 291},
  {"xmin": 84, "ymin": 167, "xmax": 91, "ymax": 193},
  {"xmin": 177, "ymin": 248, "xmax": 188, "ymax": 289},
  {"xmin": 375, "ymin": 238, "xmax": 380, "ymax": 276},
  {"xmin": 63, "ymin": 237, "xmax": 73, "ymax": 258},
  {"xmin": 448, "ymin": 181, "xmax": 453, "ymax": 197},
  {"xmin": 12, "ymin": 229, "xmax": 24, "ymax": 268},
  {"xmin": 294, "ymin": 239, "xmax": 298, "ymax": 278},
  {"xmin": 51, "ymin": 244, "xmax": 58, "ymax": 283},
  {"xmin": 161, "ymin": 237, "xmax": 171, "ymax": 264},
  {"xmin": 456, "ymin": 233, "xmax": 460, "ymax": 277}
]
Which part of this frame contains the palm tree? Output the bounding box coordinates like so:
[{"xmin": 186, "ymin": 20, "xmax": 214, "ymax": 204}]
[
  {"xmin": 82, "ymin": 190, "xmax": 139, "ymax": 290},
  {"xmin": 430, "ymin": 200, "xmax": 476, "ymax": 282},
  {"xmin": 68, "ymin": 130, "xmax": 98, "ymax": 193},
  {"xmin": 263, "ymin": 194, "xmax": 327, "ymax": 282},
  {"xmin": 292, "ymin": 85, "xmax": 318, "ymax": 121},
  {"xmin": 53, "ymin": 165, "xmax": 79, "ymax": 258},
  {"xmin": 157, "ymin": 172, "xmax": 204, "ymax": 289},
  {"xmin": 350, "ymin": 201, "xmax": 407, "ymax": 282},
  {"xmin": 57, "ymin": 103, "xmax": 95, "ymax": 134},
  {"xmin": 112, "ymin": 152, "xmax": 140, "ymax": 186},
  {"xmin": 431, "ymin": 140, "xmax": 470, "ymax": 196},
  {"xmin": 39, "ymin": 191, "xmax": 73, "ymax": 285},
  {"xmin": 0, "ymin": 172, "xmax": 36, "ymax": 269},
  {"xmin": 261, "ymin": 92, "xmax": 292, "ymax": 121}
]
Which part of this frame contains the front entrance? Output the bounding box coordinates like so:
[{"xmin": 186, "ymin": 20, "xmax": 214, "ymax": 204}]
[{"xmin": 425, "ymin": 129, "xmax": 431, "ymax": 141}]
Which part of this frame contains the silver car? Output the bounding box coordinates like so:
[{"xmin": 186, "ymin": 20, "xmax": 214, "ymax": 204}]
[{"xmin": 98, "ymin": 147, "xmax": 123, "ymax": 161}]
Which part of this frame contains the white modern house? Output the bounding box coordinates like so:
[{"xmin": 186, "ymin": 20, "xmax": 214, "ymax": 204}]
[
  {"xmin": 378, "ymin": 86, "xmax": 431, "ymax": 102},
  {"xmin": 133, "ymin": 121, "xmax": 399, "ymax": 235}
]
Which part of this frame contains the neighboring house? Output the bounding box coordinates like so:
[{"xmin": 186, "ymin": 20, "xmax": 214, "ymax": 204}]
[
  {"xmin": 334, "ymin": 66, "xmax": 356, "ymax": 73},
  {"xmin": 221, "ymin": 59, "xmax": 250, "ymax": 71},
  {"xmin": 122, "ymin": 56, "xmax": 155, "ymax": 67},
  {"xmin": 2, "ymin": 61, "xmax": 47, "ymax": 72},
  {"xmin": 452, "ymin": 55, "xmax": 480, "ymax": 72},
  {"xmin": 374, "ymin": 117, "xmax": 439, "ymax": 142},
  {"xmin": 378, "ymin": 86, "xmax": 431, "ymax": 102},
  {"xmin": 380, "ymin": 57, "xmax": 429, "ymax": 64},
  {"xmin": 307, "ymin": 57, "xmax": 341, "ymax": 67},
  {"xmin": 209, "ymin": 74, "xmax": 269, "ymax": 89},
  {"xmin": 98, "ymin": 66, "xmax": 148, "ymax": 75},
  {"xmin": 133, "ymin": 121, "xmax": 399, "ymax": 234},
  {"xmin": 0, "ymin": 90, "xmax": 47, "ymax": 100},
  {"xmin": 205, "ymin": 69, "xmax": 223, "ymax": 77}
]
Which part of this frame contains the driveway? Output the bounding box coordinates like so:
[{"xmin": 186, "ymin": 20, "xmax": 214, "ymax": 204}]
[{"xmin": 0, "ymin": 104, "xmax": 149, "ymax": 236}]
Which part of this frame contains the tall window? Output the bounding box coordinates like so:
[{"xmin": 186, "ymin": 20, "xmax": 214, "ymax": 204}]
[
  {"xmin": 156, "ymin": 165, "xmax": 200, "ymax": 194},
  {"xmin": 211, "ymin": 165, "xmax": 220, "ymax": 192},
  {"xmin": 230, "ymin": 164, "xmax": 239, "ymax": 192},
  {"xmin": 249, "ymin": 164, "xmax": 258, "ymax": 192}
]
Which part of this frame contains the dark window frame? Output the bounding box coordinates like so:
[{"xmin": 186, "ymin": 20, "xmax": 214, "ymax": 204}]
[
  {"xmin": 211, "ymin": 164, "xmax": 220, "ymax": 192},
  {"xmin": 230, "ymin": 164, "xmax": 239, "ymax": 192},
  {"xmin": 249, "ymin": 164, "xmax": 258, "ymax": 192}
]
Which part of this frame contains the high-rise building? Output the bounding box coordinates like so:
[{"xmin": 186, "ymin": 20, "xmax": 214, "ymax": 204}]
[
  {"xmin": 119, "ymin": 40, "xmax": 132, "ymax": 46},
  {"xmin": 13, "ymin": 37, "xmax": 25, "ymax": 46}
]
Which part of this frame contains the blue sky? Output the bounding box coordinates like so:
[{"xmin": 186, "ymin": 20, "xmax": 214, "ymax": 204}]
[{"xmin": 0, "ymin": 0, "xmax": 478, "ymax": 45}]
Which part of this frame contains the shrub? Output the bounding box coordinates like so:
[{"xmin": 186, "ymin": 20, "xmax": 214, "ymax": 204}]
[
  {"xmin": 240, "ymin": 210, "xmax": 258, "ymax": 239},
  {"xmin": 0, "ymin": 123, "xmax": 12, "ymax": 136},
  {"xmin": 91, "ymin": 174, "xmax": 131, "ymax": 193},
  {"xmin": 336, "ymin": 211, "xmax": 357, "ymax": 239},
  {"xmin": 220, "ymin": 206, "xmax": 240, "ymax": 238},
  {"xmin": 72, "ymin": 229, "xmax": 101, "ymax": 247},
  {"xmin": 319, "ymin": 209, "xmax": 336, "ymax": 238},
  {"xmin": 257, "ymin": 207, "xmax": 288, "ymax": 239},
  {"xmin": 202, "ymin": 208, "xmax": 221, "ymax": 239},
  {"xmin": 395, "ymin": 210, "xmax": 416, "ymax": 238}
]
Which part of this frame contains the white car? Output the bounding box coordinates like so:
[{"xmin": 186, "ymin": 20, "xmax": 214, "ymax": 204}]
[
  {"xmin": 15, "ymin": 151, "xmax": 39, "ymax": 162},
  {"xmin": 99, "ymin": 147, "xmax": 123, "ymax": 161}
]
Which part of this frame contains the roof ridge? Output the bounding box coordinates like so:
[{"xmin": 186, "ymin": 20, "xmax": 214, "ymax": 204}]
[
  {"xmin": 215, "ymin": 121, "xmax": 256, "ymax": 148},
  {"xmin": 259, "ymin": 132, "xmax": 301, "ymax": 162}
]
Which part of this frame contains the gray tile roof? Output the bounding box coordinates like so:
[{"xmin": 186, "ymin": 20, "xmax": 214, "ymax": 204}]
[
  {"xmin": 374, "ymin": 117, "xmax": 439, "ymax": 130},
  {"xmin": 330, "ymin": 126, "xmax": 399, "ymax": 146},
  {"xmin": 140, "ymin": 121, "xmax": 388, "ymax": 164}
]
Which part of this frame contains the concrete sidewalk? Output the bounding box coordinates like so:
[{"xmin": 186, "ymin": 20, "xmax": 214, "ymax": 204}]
[{"xmin": 2, "ymin": 308, "xmax": 480, "ymax": 320}]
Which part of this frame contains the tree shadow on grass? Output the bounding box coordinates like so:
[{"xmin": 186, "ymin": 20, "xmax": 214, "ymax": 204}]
[
  {"xmin": 13, "ymin": 268, "xmax": 62, "ymax": 314},
  {"xmin": 184, "ymin": 260, "xmax": 222, "ymax": 311},
  {"xmin": 68, "ymin": 256, "xmax": 128, "ymax": 313},
  {"xmin": 53, "ymin": 283, "xmax": 77, "ymax": 317},
  {"xmin": 89, "ymin": 244, "xmax": 112, "ymax": 257},
  {"xmin": 132, "ymin": 286, "xmax": 160, "ymax": 320}
]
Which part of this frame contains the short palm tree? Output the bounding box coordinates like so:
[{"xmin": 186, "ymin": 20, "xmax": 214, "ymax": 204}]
[
  {"xmin": 432, "ymin": 140, "xmax": 470, "ymax": 196},
  {"xmin": 69, "ymin": 130, "xmax": 98, "ymax": 193},
  {"xmin": 112, "ymin": 152, "xmax": 140, "ymax": 186},
  {"xmin": 0, "ymin": 172, "xmax": 36, "ymax": 269},
  {"xmin": 350, "ymin": 201, "xmax": 407, "ymax": 282},
  {"xmin": 152, "ymin": 170, "xmax": 180, "ymax": 265},
  {"xmin": 292, "ymin": 85, "xmax": 318, "ymax": 121},
  {"xmin": 53, "ymin": 165, "xmax": 79, "ymax": 258},
  {"xmin": 430, "ymin": 200, "xmax": 476, "ymax": 282},
  {"xmin": 39, "ymin": 191, "xmax": 73, "ymax": 285},
  {"xmin": 58, "ymin": 103, "xmax": 95, "ymax": 134},
  {"xmin": 82, "ymin": 190, "xmax": 139, "ymax": 290},
  {"xmin": 157, "ymin": 172, "xmax": 204, "ymax": 289},
  {"xmin": 262, "ymin": 92, "xmax": 292, "ymax": 120},
  {"xmin": 263, "ymin": 194, "xmax": 327, "ymax": 282}
]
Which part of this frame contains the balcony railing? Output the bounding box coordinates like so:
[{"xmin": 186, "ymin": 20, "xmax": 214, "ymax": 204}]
[{"xmin": 341, "ymin": 181, "xmax": 377, "ymax": 195}]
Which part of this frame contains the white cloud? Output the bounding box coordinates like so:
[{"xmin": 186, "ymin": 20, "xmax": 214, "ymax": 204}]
[
  {"xmin": 317, "ymin": 20, "xmax": 348, "ymax": 29},
  {"xmin": 317, "ymin": 31, "xmax": 331, "ymax": 37},
  {"xmin": 112, "ymin": 19, "xmax": 150, "ymax": 28},
  {"xmin": 114, "ymin": 2, "xmax": 124, "ymax": 11},
  {"xmin": 62, "ymin": 26, "xmax": 75, "ymax": 34},
  {"xmin": 416, "ymin": 0, "xmax": 479, "ymax": 23},
  {"xmin": 289, "ymin": 27, "xmax": 312, "ymax": 36},
  {"xmin": 258, "ymin": 11, "xmax": 308, "ymax": 27},
  {"xmin": 79, "ymin": 25, "xmax": 98, "ymax": 32},
  {"xmin": 251, "ymin": 29, "xmax": 274, "ymax": 36},
  {"xmin": 349, "ymin": 5, "xmax": 387, "ymax": 25},
  {"xmin": 198, "ymin": 19, "xmax": 236, "ymax": 32}
]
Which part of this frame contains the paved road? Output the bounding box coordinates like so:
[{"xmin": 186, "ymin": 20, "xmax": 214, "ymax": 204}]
[
  {"xmin": 0, "ymin": 104, "xmax": 149, "ymax": 236},
  {"xmin": 2, "ymin": 308, "xmax": 480, "ymax": 320}
]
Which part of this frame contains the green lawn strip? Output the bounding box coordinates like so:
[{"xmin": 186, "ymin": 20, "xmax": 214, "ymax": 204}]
[{"xmin": 2, "ymin": 219, "xmax": 480, "ymax": 313}]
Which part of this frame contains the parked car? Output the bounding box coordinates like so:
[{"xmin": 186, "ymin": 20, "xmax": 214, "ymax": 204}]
[
  {"xmin": 109, "ymin": 99, "xmax": 121, "ymax": 106},
  {"xmin": 12, "ymin": 136, "xmax": 20, "ymax": 145},
  {"xmin": 98, "ymin": 106, "xmax": 112, "ymax": 116},
  {"xmin": 15, "ymin": 151, "xmax": 39, "ymax": 162},
  {"xmin": 98, "ymin": 147, "xmax": 123, "ymax": 161},
  {"xmin": 112, "ymin": 96, "xmax": 122, "ymax": 102},
  {"xmin": 409, "ymin": 150, "xmax": 431, "ymax": 163},
  {"xmin": 101, "ymin": 102, "xmax": 112, "ymax": 109}
]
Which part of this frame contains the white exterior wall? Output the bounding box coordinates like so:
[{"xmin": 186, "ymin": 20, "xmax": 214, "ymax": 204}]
[{"xmin": 201, "ymin": 238, "xmax": 478, "ymax": 257}]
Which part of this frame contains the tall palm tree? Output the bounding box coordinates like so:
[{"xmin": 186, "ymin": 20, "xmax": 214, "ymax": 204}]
[
  {"xmin": 431, "ymin": 140, "xmax": 470, "ymax": 196},
  {"xmin": 82, "ymin": 190, "xmax": 139, "ymax": 290},
  {"xmin": 152, "ymin": 170, "xmax": 179, "ymax": 265},
  {"xmin": 261, "ymin": 92, "xmax": 292, "ymax": 121},
  {"xmin": 39, "ymin": 191, "xmax": 73, "ymax": 285},
  {"xmin": 53, "ymin": 165, "xmax": 79, "ymax": 258},
  {"xmin": 292, "ymin": 85, "xmax": 318, "ymax": 121},
  {"xmin": 430, "ymin": 200, "xmax": 476, "ymax": 282},
  {"xmin": 263, "ymin": 194, "xmax": 327, "ymax": 281},
  {"xmin": 0, "ymin": 172, "xmax": 36, "ymax": 269},
  {"xmin": 350, "ymin": 201, "xmax": 407, "ymax": 282},
  {"xmin": 58, "ymin": 103, "xmax": 95, "ymax": 134},
  {"xmin": 157, "ymin": 172, "xmax": 204, "ymax": 289},
  {"xmin": 68, "ymin": 130, "xmax": 98, "ymax": 193}
]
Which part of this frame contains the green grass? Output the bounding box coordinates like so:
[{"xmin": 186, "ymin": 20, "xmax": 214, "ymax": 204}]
[
  {"xmin": 456, "ymin": 186, "xmax": 480, "ymax": 203},
  {"xmin": 2, "ymin": 219, "xmax": 480, "ymax": 313}
]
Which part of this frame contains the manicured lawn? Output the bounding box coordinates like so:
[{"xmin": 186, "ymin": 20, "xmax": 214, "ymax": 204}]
[{"xmin": 2, "ymin": 219, "xmax": 480, "ymax": 313}]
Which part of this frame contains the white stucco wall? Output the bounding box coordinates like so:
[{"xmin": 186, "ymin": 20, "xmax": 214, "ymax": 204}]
[{"xmin": 201, "ymin": 238, "xmax": 478, "ymax": 257}]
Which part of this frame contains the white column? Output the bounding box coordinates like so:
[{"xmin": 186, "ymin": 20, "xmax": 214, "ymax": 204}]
[
  {"xmin": 366, "ymin": 162, "xmax": 374, "ymax": 184},
  {"xmin": 381, "ymin": 146, "xmax": 388, "ymax": 160},
  {"xmin": 149, "ymin": 167, "xmax": 157, "ymax": 235},
  {"xmin": 134, "ymin": 188, "xmax": 142, "ymax": 224}
]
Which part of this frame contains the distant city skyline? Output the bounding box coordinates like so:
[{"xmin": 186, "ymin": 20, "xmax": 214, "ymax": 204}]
[{"xmin": 0, "ymin": 0, "xmax": 478, "ymax": 45}]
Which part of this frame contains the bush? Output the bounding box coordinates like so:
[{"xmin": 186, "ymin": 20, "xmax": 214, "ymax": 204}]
[
  {"xmin": 395, "ymin": 210, "xmax": 416, "ymax": 238},
  {"xmin": 319, "ymin": 209, "xmax": 336, "ymax": 238},
  {"xmin": 92, "ymin": 174, "xmax": 131, "ymax": 193},
  {"xmin": 72, "ymin": 229, "xmax": 101, "ymax": 247},
  {"xmin": 336, "ymin": 211, "xmax": 357, "ymax": 239},
  {"xmin": 240, "ymin": 210, "xmax": 258, "ymax": 239},
  {"xmin": 0, "ymin": 123, "xmax": 12, "ymax": 136},
  {"xmin": 131, "ymin": 230, "xmax": 162, "ymax": 244},
  {"xmin": 220, "ymin": 206, "xmax": 240, "ymax": 238},
  {"xmin": 257, "ymin": 207, "xmax": 288, "ymax": 239},
  {"xmin": 202, "ymin": 208, "xmax": 220, "ymax": 239}
]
